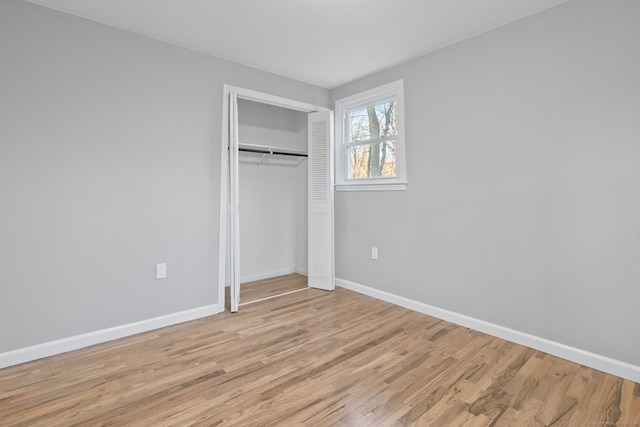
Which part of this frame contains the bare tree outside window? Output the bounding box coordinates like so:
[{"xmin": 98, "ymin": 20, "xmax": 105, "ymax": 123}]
[{"xmin": 348, "ymin": 101, "xmax": 397, "ymax": 178}]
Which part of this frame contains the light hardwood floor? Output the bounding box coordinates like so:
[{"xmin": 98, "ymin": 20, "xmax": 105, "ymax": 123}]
[
  {"xmin": 1, "ymin": 281, "xmax": 639, "ymax": 426},
  {"xmin": 229, "ymin": 273, "xmax": 308, "ymax": 308}
]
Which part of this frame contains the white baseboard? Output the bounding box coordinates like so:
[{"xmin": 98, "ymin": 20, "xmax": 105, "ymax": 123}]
[
  {"xmin": 335, "ymin": 277, "xmax": 640, "ymax": 383},
  {"xmin": 0, "ymin": 304, "xmax": 222, "ymax": 370}
]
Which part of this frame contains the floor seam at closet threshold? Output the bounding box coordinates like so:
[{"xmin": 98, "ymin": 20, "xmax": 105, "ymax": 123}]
[{"xmin": 239, "ymin": 287, "xmax": 308, "ymax": 307}]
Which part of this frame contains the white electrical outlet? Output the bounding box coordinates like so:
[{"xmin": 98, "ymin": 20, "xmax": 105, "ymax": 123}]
[
  {"xmin": 156, "ymin": 263, "xmax": 167, "ymax": 279},
  {"xmin": 371, "ymin": 247, "xmax": 379, "ymax": 260}
]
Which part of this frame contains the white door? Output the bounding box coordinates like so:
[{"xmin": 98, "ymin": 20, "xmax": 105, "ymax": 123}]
[
  {"xmin": 229, "ymin": 90, "xmax": 241, "ymax": 312},
  {"xmin": 308, "ymin": 111, "xmax": 335, "ymax": 291}
]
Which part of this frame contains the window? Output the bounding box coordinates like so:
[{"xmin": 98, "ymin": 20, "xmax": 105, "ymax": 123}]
[{"xmin": 335, "ymin": 80, "xmax": 407, "ymax": 191}]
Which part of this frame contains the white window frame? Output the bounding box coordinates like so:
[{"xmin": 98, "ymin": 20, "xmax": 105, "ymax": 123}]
[{"xmin": 335, "ymin": 80, "xmax": 407, "ymax": 191}]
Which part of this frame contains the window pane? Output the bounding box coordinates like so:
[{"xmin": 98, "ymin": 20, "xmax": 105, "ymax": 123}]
[
  {"xmin": 349, "ymin": 101, "xmax": 397, "ymax": 143},
  {"xmin": 349, "ymin": 140, "xmax": 397, "ymax": 178}
]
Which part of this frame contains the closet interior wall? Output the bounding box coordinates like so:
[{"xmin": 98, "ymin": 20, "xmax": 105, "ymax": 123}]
[{"xmin": 237, "ymin": 99, "xmax": 308, "ymax": 283}]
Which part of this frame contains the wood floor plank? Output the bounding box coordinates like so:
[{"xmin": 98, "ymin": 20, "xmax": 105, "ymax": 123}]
[
  {"xmin": 1, "ymin": 276, "xmax": 638, "ymax": 426},
  {"xmin": 230, "ymin": 273, "xmax": 308, "ymax": 308}
]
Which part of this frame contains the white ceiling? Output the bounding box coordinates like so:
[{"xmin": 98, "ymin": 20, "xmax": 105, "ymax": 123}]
[{"xmin": 26, "ymin": 0, "xmax": 568, "ymax": 89}]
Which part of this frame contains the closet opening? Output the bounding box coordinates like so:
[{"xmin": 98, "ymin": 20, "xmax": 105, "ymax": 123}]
[
  {"xmin": 233, "ymin": 99, "xmax": 309, "ymax": 307},
  {"xmin": 218, "ymin": 85, "xmax": 334, "ymax": 313}
]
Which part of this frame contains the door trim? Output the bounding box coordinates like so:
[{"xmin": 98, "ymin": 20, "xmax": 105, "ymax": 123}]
[{"xmin": 218, "ymin": 85, "xmax": 329, "ymax": 311}]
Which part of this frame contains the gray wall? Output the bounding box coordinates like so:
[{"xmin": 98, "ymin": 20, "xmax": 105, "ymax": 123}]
[
  {"xmin": 0, "ymin": 0, "xmax": 328, "ymax": 352},
  {"xmin": 332, "ymin": 0, "xmax": 640, "ymax": 366}
]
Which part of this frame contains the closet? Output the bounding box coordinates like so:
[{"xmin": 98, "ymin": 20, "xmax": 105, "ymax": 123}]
[
  {"xmin": 236, "ymin": 99, "xmax": 308, "ymax": 304},
  {"xmin": 219, "ymin": 85, "xmax": 334, "ymax": 312}
]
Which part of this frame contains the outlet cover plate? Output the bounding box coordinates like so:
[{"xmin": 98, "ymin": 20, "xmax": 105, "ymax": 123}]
[{"xmin": 156, "ymin": 263, "xmax": 167, "ymax": 279}]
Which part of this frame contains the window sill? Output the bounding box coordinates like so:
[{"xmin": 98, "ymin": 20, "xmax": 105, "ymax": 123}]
[{"xmin": 335, "ymin": 182, "xmax": 408, "ymax": 192}]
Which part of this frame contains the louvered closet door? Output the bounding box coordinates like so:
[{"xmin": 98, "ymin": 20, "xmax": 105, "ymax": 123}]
[{"xmin": 308, "ymin": 111, "xmax": 335, "ymax": 291}]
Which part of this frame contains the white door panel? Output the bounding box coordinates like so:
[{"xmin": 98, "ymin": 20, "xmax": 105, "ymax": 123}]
[
  {"xmin": 308, "ymin": 111, "xmax": 335, "ymax": 291},
  {"xmin": 229, "ymin": 90, "xmax": 240, "ymax": 312}
]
